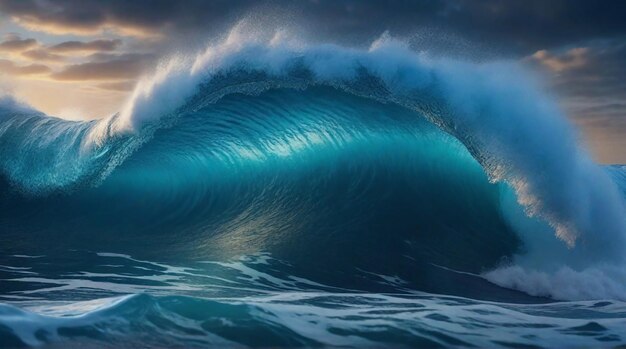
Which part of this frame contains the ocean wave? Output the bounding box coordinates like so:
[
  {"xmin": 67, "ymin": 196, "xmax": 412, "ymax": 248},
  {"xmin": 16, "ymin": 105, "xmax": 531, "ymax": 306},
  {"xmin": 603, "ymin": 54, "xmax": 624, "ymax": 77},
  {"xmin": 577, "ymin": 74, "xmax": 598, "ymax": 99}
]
[{"xmin": 0, "ymin": 25, "xmax": 625, "ymax": 302}]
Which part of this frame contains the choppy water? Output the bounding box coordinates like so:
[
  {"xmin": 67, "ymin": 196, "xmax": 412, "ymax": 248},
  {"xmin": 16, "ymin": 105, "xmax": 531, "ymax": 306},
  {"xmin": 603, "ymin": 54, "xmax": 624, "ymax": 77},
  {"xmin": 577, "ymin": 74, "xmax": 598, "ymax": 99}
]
[{"xmin": 2, "ymin": 252, "xmax": 626, "ymax": 348}]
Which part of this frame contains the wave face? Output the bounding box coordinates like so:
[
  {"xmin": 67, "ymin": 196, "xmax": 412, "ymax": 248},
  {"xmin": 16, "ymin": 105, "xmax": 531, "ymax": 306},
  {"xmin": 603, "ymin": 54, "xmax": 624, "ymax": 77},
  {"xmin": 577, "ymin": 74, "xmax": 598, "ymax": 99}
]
[{"xmin": 1, "ymin": 28, "xmax": 626, "ymax": 347}]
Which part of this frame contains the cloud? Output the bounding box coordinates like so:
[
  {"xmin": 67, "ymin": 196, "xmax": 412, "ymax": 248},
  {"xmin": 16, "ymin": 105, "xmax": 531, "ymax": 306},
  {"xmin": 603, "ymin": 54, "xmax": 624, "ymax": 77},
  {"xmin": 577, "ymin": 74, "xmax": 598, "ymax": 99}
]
[
  {"xmin": 50, "ymin": 53, "xmax": 155, "ymax": 81},
  {"xmin": 529, "ymin": 47, "xmax": 589, "ymax": 72},
  {"xmin": 573, "ymin": 103, "xmax": 626, "ymax": 128},
  {"xmin": 95, "ymin": 81, "xmax": 137, "ymax": 91},
  {"xmin": 0, "ymin": 59, "xmax": 50, "ymax": 76},
  {"xmin": 0, "ymin": 0, "xmax": 209, "ymax": 37},
  {"xmin": 0, "ymin": 34, "xmax": 38, "ymax": 51},
  {"xmin": 48, "ymin": 39, "xmax": 122, "ymax": 53},
  {"xmin": 528, "ymin": 41, "xmax": 626, "ymax": 162},
  {"xmin": 544, "ymin": 43, "xmax": 626, "ymax": 99},
  {"xmin": 20, "ymin": 49, "xmax": 66, "ymax": 62},
  {"xmin": 439, "ymin": 1, "xmax": 626, "ymax": 53},
  {"xmin": 1, "ymin": 1, "xmax": 625, "ymax": 52},
  {"xmin": 14, "ymin": 39, "xmax": 122, "ymax": 63}
]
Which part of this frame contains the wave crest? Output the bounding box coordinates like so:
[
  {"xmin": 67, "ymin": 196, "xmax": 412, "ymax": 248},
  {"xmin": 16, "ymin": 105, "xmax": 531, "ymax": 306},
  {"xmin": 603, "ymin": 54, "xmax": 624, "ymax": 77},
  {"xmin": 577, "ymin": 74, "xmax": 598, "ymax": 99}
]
[{"xmin": 104, "ymin": 26, "xmax": 625, "ymax": 255}]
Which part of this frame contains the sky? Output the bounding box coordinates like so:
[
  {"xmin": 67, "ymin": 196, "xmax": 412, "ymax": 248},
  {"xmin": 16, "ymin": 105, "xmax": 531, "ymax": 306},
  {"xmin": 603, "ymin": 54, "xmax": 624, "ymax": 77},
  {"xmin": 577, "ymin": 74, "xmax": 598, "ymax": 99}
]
[{"xmin": 0, "ymin": 0, "xmax": 624, "ymax": 163}]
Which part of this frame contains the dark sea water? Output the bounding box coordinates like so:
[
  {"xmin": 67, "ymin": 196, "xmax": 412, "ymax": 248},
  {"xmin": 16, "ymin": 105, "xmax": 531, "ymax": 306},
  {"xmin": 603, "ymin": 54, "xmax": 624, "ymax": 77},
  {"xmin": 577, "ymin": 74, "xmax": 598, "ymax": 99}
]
[{"xmin": 1, "ymin": 37, "xmax": 625, "ymax": 348}]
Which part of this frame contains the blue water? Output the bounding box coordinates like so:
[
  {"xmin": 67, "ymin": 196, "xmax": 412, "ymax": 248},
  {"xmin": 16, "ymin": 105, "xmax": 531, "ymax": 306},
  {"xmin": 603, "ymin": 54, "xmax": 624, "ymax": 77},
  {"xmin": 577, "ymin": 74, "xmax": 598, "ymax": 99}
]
[{"xmin": 1, "ymin": 35, "xmax": 625, "ymax": 347}]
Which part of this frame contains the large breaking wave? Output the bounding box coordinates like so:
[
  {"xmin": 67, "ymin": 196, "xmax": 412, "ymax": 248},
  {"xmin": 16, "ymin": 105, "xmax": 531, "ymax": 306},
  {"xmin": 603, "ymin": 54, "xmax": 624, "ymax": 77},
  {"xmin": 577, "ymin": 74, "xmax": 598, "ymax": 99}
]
[{"xmin": 1, "ymin": 25, "xmax": 625, "ymax": 303}]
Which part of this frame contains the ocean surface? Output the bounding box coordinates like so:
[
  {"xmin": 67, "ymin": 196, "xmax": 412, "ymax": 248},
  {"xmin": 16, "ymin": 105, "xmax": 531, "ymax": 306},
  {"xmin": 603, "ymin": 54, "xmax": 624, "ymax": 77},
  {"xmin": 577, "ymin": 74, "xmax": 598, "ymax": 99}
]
[{"xmin": 1, "ymin": 31, "xmax": 625, "ymax": 348}]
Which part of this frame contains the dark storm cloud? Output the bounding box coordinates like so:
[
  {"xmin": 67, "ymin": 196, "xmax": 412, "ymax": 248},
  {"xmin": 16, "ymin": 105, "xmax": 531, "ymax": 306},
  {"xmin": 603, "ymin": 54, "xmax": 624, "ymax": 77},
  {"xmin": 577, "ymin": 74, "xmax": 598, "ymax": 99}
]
[
  {"xmin": 1, "ymin": 0, "xmax": 626, "ymax": 53},
  {"xmin": 48, "ymin": 39, "xmax": 122, "ymax": 53},
  {"xmin": 0, "ymin": 0, "xmax": 250, "ymax": 37},
  {"xmin": 437, "ymin": 1, "xmax": 626, "ymax": 53},
  {"xmin": 50, "ymin": 53, "xmax": 155, "ymax": 81}
]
